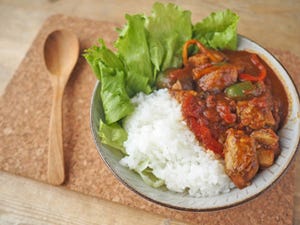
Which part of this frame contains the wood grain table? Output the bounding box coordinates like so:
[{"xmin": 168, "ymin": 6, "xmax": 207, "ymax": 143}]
[{"xmin": 0, "ymin": 1, "xmax": 299, "ymax": 224}]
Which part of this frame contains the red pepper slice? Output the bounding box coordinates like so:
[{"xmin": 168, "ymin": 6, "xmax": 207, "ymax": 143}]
[
  {"xmin": 239, "ymin": 54, "xmax": 267, "ymax": 81},
  {"xmin": 182, "ymin": 39, "xmax": 224, "ymax": 66}
]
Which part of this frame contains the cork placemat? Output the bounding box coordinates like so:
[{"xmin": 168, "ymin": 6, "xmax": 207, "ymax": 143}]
[{"xmin": 0, "ymin": 15, "xmax": 299, "ymax": 225}]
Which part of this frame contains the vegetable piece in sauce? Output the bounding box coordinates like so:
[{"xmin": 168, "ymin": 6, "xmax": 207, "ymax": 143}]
[
  {"xmin": 225, "ymin": 81, "xmax": 256, "ymax": 100},
  {"xmin": 224, "ymin": 81, "xmax": 267, "ymax": 100},
  {"xmin": 239, "ymin": 54, "xmax": 267, "ymax": 81},
  {"xmin": 182, "ymin": 39, "xmax": 225, "ymax": 66}
]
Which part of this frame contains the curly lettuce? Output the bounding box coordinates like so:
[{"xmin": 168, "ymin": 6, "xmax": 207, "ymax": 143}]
[{"xmin": 193, "ymin": 9, "xmax": 239, "ymax": 50}]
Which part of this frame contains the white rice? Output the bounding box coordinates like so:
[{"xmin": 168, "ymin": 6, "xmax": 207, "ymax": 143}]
[{"xmin": 121, "ymin": 89, "xmax": 233, "ymax": 197}]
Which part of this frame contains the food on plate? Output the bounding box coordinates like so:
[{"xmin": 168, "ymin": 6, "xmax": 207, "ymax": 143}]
[
  {"xmin": 84, "ymin": 2, "xmax": 288, "ymax": 195},
  {"xmin": 163, "ymin": 39, "xmax": 288, "ymax": 188}
]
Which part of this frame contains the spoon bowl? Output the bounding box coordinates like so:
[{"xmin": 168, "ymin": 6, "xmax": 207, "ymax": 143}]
[{"xmin": 44, "ymin": 29, "xmax": 79, "ymax": 185}]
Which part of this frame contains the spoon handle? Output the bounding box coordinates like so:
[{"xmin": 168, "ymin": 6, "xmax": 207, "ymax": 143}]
[{"xmin": 48, "ymin": 78, "xmax": 65, "ymax": 185}]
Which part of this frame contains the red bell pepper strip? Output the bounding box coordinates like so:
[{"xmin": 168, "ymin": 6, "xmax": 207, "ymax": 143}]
[{"xmin": 239, "ymin": 54, "xmax": 267, "ymax": 81}]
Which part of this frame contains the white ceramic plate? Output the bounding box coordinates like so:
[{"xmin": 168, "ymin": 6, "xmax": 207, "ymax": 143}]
[{"xmin": 90, "ymin": 35, "xmax": 300, "ymax": 211}]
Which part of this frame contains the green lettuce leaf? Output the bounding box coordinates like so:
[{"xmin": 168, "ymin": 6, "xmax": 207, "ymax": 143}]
[
  {"xmin": 99, "ymin": 120, "xmax": 127, "ymax": 154},
  {"xmin": 137, "ymin": 167, "xmax": 164, "ymax": 188},
  {"xmin": 84, "ymin": 40, "xmax": 134, "ymax": 124},
  {"xmin": 133, "ymin": 159, "xmax": 164, "ymax": 188},
  {"xmin": 84, "ymin": 39, "xmax": 125, "ymax": 79},
  {"xmin": 146, "ymin": 2, "xmax": 192, "ymax": 72},
  {"xmin": 99, "ymin": 64, "xmax": 134, "ymax": 124},
  {"xmin": 193, "ymin": 9, "xmax": 239, "ymax": 50},
  {"xmin": 115, "ymin": 14, "xmax": 153, "ymax": 97}
]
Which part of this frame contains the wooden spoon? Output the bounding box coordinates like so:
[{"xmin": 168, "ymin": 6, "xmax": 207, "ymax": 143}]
[{"xmin": 44, "ymin": 30, "xmax": 79, "ymax": 185}]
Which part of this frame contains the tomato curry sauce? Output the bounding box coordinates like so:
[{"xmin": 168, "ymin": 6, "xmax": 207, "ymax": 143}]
[{"xmin": 159, "ymin": 40, "xmax": 288, "ymax": 188}]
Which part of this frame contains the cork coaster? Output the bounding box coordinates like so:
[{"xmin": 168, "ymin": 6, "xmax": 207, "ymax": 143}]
[{"xmin": 0, "ymin": 15, "xmax": 299, "ymax": 225}]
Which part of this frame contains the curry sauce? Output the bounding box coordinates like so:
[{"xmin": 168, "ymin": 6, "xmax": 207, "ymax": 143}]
[{"xmin": 164, "ymin": 40, "xmax": 288, "ymax": 188}]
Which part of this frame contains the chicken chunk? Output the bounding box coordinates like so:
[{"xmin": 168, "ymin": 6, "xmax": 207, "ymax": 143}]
[
  {"xmin": 224, "ymin": 128, "xmax": 259, "ymax": 189},
  {"xmin": 256, "ymin": 149, "xmax": 274, "ymax": 168},
  {"xmin": 250, "ymin": 128, "xmax": 279, "ymax": 151},
  {"xmin": 251, "ymin": 128, "xmax": 280, "ymax": 168},
  {"xmin": 236, "ymin": 94, "xmax": 276, "ymax": 130},
  {"xmin": 196, "ymin": 65, "xmax": 238, "ymax": 93}
]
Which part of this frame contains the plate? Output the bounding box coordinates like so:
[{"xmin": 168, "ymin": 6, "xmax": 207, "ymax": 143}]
[{"xmin": 90, "ymin": 35, "xmax": 300, "ymax": 211}]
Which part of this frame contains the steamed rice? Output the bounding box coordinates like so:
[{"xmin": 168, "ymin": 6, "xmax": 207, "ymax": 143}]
[{"xmin": 121, "ymin": 89, "xmax": 233, "ymax": 197}]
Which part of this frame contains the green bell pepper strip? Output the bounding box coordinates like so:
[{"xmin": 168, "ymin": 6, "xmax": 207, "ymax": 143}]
[{"xmin": 225, "ymin": 81, "xmax": 256, "ymax": 100}]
